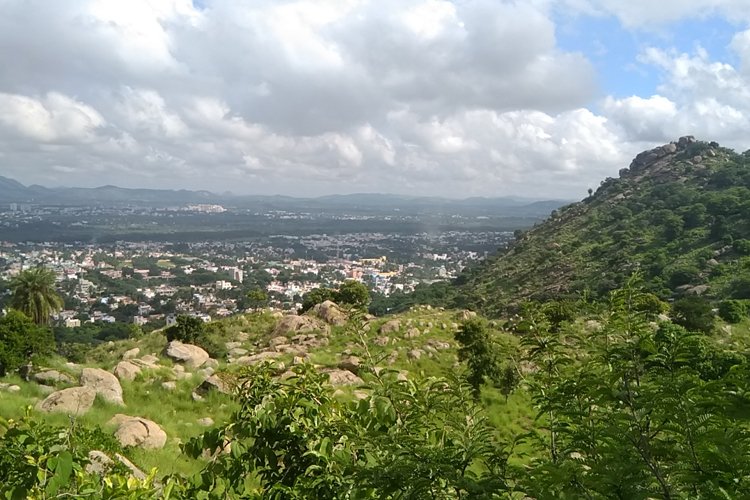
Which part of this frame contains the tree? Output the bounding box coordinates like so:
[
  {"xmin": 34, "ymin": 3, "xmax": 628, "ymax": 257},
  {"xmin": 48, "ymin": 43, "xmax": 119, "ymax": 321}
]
[
  {"xmin": 672, "ymin": 296, "xmax": 715, "ymax": 334},
  {"xmin": 300, "ymin": 287, "xmax": 336, "ymax": 313},
  {"xmin": 336, "ymin": 280, "xmax": 371, "ymax": 309},
  {"xmin": 455, "ymin": 318, "xmax": 502, "ymax": 397},
  {"xmin": 9, "ymin": 267, "xmax": 63, "ymax": 325},
  {"xmin": 165, "ymin": 315, "xmax": 205, "ymax": 343},
  {"xmin": 246, "ymin": 288, "xmax": 268, "ymax": 312},
  {"xmin": 718, "ymin": 299, "xmax": 747, "ymax": 324},
  {"xmin": 0, "ymin": 310, "xmax": 54, "ymax": 376}
]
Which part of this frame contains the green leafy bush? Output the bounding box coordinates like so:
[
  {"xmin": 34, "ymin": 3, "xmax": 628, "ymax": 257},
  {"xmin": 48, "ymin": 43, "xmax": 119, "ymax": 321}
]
[
  {"xmin": 718, "ymin": 299, "xmax": 748, "ymax": 323},
  {"xmin": 672, "ymin": 296, "xmax": 715, "ymax": 333},
  {"xmin": 0, "ymin": 310, "xmax": 54, "ymax": 376}
]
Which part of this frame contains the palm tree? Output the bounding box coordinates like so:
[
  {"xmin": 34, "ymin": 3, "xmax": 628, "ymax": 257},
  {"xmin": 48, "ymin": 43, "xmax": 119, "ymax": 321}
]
[{"xmin": 9, "ymin": 267, "xmax": 64, "ymax": 325}]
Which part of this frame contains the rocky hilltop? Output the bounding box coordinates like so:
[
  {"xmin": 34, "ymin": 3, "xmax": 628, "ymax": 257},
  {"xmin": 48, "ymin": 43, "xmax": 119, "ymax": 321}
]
[{"xmin": 457, "ymin": 137, "xmax": 750, "ymax": 315}]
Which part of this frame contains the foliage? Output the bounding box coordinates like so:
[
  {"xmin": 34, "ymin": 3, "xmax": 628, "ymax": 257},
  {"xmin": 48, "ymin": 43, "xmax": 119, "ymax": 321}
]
[
  {"xmin": 9, "ymin": 267, "xmax": 63, "ymax": 325},
  {"xmin": 514, "ymin": 276, "xmax": 750, "ymax": 498},
  {"xmin": 183, "ymin": 363, "xmax": 510, "ymax": 498},
  {"xmin": 718, "ymin": 299, "xmax": 748, "ymax": 323},
  {"xmin": 301, "ymin": 281, "xmax": 371, "ymax": 313},
  {"xmin": 0, "ymin": 310, "xmax": 55, "ymax": 376},
  {"xmin": 672, "ymin": 295, "xmax": 715, "ymax": 333},
  {"xmin": 454, "ymin": 318, "xmax": 502, "ymax": 397},
  {"xmin": 336, "ymin": 280, "xmax": 371, "ymax": 310},
  {"xmin": 246, "ymin": 288, "xmax": 268, "ymax": 312},
  {"xmin": 165, "ymin": 315, "xmax": 206, "ymax": 344},
  {"xmin": 0, "ymin": 409, "xmax": 169, "ymax": 499},
  {"xmin": 300, "ymin": 287, "xmax": 336, "ymax": 313},
  {"xmin": 446, "ymin": 141, "xmax": 750, "ymax": 316}
]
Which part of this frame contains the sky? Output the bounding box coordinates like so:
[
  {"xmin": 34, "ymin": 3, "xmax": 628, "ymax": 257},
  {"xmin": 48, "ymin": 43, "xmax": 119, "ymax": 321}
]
[{"xmin": 1, "ymin": 0, "xmax": 750, "ymax": 199}]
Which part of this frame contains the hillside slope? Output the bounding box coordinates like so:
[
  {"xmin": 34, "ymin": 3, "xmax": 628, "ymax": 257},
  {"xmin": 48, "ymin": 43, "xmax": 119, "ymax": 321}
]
[{"xmin": 460, "ymin": 136, "xmax": 750, "ymax": 315}]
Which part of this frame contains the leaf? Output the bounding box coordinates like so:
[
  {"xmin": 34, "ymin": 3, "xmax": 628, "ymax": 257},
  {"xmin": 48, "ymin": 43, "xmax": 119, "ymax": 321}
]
[{"xmin": 45, "ymin": 451, "xmax": 73, "ymax": 496}]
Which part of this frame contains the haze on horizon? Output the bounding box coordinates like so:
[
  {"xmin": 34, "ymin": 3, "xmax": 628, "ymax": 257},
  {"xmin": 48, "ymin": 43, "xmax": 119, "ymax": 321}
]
[{"xmin": 1, "ymin": 0, "xmax": 749, "ymax": 199}]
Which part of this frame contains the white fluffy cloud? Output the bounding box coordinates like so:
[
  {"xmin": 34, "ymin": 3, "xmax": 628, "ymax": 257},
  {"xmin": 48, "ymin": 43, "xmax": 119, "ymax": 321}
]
[
  {"xmin": 558, "ymin": 0, "xmax": 750, "ymax": 27},
  {"xmin": 604, "ymin": 44, "xmax": 750, "ymax": 149},
  {"xmin": 0, "ymin": 0, "xmax": 747, "ymax": 198}
]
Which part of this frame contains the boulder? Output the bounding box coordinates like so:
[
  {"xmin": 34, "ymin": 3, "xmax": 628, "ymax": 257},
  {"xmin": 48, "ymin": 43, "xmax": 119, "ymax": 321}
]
[
  {"xmin": 86, "ymin": 451, "xmax": 115, "ymax": 476},
  {"xmin": 109, "ymin": 414, "xmax": 167, "ymax": 449},
  {"xmin": 268, "ymin": 336, "xmax": 289, "ymax": 348},
  {"xmin": 195, "ymin": 373, "xmax": 235, "ymax": 395},
  {"xmin": 324, "ymin": 369, "xmax": 363, "ymax": 386},
  {"xmin": 272, "ymin": 315, "xmax": 329, "ymax": 337},
  {"xmin": 310, "ymin": 300, "xmax": 347, "ymax": 326},
  {"xmin": 338, "ymin": 356, "xmax": 362, "ymax": 374},
  {"xmin": 136, "ymin": 354, "xmax": 160, "ymax": 367},
  {"xmin": 33, "ymin": 370, "xmax": 73, "ymax": 386},
  {"xmin": 165, "ymin": 341, "xmax": 209, "ymax": 368},
  {"xmin": 373, "ymin": 336, "xmax": 389, "ymax": 346},
  {"xmin": 6, "ymin": 385, "xmax": 21, "ymax": 393},
  {"xmin": 408, "ymin": 349, "xmax": 423, "ymax": 360},
  {"xmin": 379, "ymin": 320, "xmax": 401, "ymax": 334},
  {"xmin": 122, "ymin": 348, "xmax": 140, "ymax": 360},
  {"xmin": 228, "ymin": 347, "xmax": 248, "ymax": 358},
  {"xmin": 81, "ymin": 368, "xmax": 124, "ymax": 406},
  {"xmin": 198, "ymin": 417, "xmax": 214, "ymax": 427},
  {"xmin": 115, "ymin": 453, "xmax": 146, "ymax": 480},
  {"xmin": 233, "ymin": 351, "xmax": 282, "ymax": 365},
  {"xmin": 404, "ymin": 328, "xmax": 421, "ymax": 339},
  {"xmin": 114, "ymin": 361, "xmax": 141, "ymax": 382},
  {"xmin": 161, "ymin": 381, "xmax": 177, "ymax": 391},
  {"xmin": 37, "ymin": 386, "xmax": 96, "ymax": 415},
  {"xmin": 457, "ymin": 310, "xmax": 477, "ymax": 321},
  {"xmin": 204, "ymin": 358, "xmax": 219, "ymax": 369}
]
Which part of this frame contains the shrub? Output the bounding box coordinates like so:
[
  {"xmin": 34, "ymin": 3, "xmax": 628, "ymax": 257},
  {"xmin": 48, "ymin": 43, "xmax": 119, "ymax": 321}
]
[
  {"xmin": 0, "ymin": 310, "xmax": 54, "ymax": 376},
  {"xmin": 672, "ymin": 296, "xmax": 715, "ymax": 334},
  {"xmin": 718, "ymin": 300, "xmax": 748, "ymax": 324},
  {"xmin": 165, "ymin": 315, "xmax": 205, "ymax": 343},
  {"xmin": 734, "ymin": 239, "xmax": 750, "ymax": 255}
]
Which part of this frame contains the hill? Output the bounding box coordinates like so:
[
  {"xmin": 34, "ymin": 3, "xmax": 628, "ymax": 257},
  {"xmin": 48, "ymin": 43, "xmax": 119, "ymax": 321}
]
[
  {"xmin": 457, "ymin": 136, "xmax": 750, "ymax": 315},
  {"xmin": 0, "ymin": 175, "xmax": 566, "ymax": 217}
]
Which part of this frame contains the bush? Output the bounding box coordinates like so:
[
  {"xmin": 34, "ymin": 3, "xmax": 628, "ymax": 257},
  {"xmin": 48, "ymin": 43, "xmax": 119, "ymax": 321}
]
[
  {"xmin": 718, "ymin": 300, "xmax": 748, "ymax": 324},
  {"xmin": 0, "ymin": 310, "xmax": 55, "ymax": 376},
  {"xmin": 672, "ymin": 296, "xmax": 715, "ymax": 334},
  {"xmin": 734, "ymin": 239, "xmax": 750, "ymax": 255},
  {"xmin": 165, "ymin": 315, "xmax": 205, "ymax": 343}
]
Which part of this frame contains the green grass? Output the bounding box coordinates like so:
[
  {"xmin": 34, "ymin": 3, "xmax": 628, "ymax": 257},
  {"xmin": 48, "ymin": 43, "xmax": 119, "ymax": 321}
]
[{"xmin": 0, "ymin": 307, "xmax": 543, "ymax": 479}]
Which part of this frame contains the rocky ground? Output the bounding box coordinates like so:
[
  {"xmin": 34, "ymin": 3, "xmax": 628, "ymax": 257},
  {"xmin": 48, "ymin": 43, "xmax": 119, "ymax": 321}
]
[{"xmin": 0, "ymin": 301, "xmax": 484, "ymax": 476}]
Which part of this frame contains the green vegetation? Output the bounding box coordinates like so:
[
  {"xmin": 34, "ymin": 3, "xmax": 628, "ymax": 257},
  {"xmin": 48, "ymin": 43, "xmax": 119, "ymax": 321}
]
[
  {"xmin": 448, "ymin": 140, "xmax": 750, "ymax": 316},
  {"xmin": 0, "ymin": 310, "xmax": 54, "ymax": 376},
  {"xmin": 4, "ymin": 139, "xmax": 750, "ymax": 497},
  {"xmin": 9, "ymin": 267, "xmax": 63, "ymax": 325},
  {"xmin": 301, "ymin": 280, "xmax": 371, "ymax": 313},
  {"xmin": 2, "ymin": 279, "xmax": 749, "ymax": 498}
]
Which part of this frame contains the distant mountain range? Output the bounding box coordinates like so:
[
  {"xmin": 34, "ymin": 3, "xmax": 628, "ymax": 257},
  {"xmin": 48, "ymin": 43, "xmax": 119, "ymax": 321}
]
[{"xmin": 0, "ymin": 176, "xmax": 568, "ymax": 217}]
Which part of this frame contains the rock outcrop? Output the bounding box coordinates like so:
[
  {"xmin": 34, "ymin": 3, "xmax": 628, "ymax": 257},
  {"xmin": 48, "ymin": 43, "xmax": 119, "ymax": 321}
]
[
  {"xmin": 113, "ymin": 361, "xmax": 141, "ymax": 382},
  {"xmin": 37, "ymin": 386, "xmax": 96, "ymax": 415},
  {"xmin": 33, "ymin": 370, "xmax": 73, "ymax": 386},
  {"xmin": 309, "ymin": 300, "xmax": 347, "ymax": 326},
  {"xmin": 165, "ymin": 341, "xmax": 209, "ymax": 368},
  {"xmin": 109, "ymin": 414, "xmax": 167, "ymax": 449},
  {"xmin": 81, "ymin": 367, "xmax": 124, "ymax": 406},
  {"xmin": 195, "ymin": 373, "xmax": 235, "ymax": 395},
  {"xmin": 379, "ymin": 319, "xmax": 401, "ymax": 334},
  {"xmin": 272, "ymin": 315, "xmax": 329, "ymax": 337},
  {"xmin": 323, "ymin": 369, "xmax": 363, "ymax": 386}
]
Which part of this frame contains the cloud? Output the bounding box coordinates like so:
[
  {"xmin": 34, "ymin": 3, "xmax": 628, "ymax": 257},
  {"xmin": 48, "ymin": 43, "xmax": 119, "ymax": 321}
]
[
  {"xmin": 0, "ymin": 92, "xmax": 105, "ymax": 143},
  {"xmin": 0, "ymin": 0, "xmax": 747, "ymax": 199},
  {"xmin": 603, "ymin": 46, "xmax": 750, "ymax": 147},
  {"xmin": 558, "ymin": 0, "xmax": 750, "ymax": 27}
]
